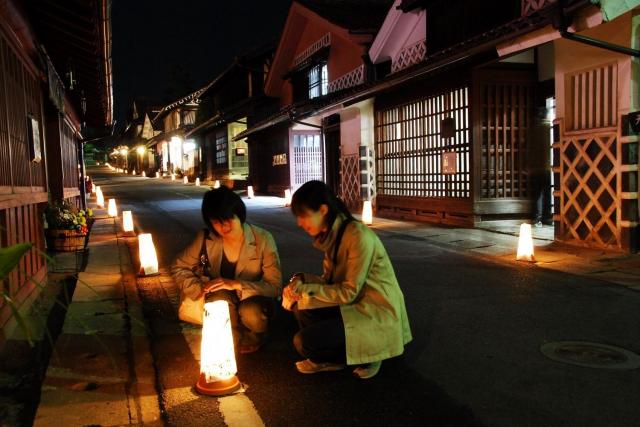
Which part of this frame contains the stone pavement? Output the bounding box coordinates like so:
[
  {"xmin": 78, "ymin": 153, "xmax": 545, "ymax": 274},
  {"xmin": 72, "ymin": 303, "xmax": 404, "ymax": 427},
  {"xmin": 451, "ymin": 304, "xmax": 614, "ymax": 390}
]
[{"xmin": 33, "ymin": 212, "xmax": 162, "ymax": 426}]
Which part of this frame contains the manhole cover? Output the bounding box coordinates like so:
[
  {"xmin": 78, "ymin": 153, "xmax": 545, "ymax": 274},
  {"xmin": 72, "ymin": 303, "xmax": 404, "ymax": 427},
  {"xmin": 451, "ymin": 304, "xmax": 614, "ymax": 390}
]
[{"xmin": 540, "ymin": 341, "xmax": 640, "ymax": 370}]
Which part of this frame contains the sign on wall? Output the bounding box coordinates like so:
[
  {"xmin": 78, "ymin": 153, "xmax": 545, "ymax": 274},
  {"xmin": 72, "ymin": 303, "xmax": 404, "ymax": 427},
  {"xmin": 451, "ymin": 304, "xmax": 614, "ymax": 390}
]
[
  {"xmin": 273, "ymin": 153, "xmax": 287, "ymax": 166},
  {"xmin": 442, "ymin": 151, "xmax": 456, "ymax": 174}
]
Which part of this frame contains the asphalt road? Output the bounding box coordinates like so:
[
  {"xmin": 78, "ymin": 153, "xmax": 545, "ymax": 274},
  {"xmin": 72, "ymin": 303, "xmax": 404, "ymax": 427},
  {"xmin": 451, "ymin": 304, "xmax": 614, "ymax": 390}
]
[{"xmin": 91, "ymin": 166, "xmax": 640, "ymax": 427}]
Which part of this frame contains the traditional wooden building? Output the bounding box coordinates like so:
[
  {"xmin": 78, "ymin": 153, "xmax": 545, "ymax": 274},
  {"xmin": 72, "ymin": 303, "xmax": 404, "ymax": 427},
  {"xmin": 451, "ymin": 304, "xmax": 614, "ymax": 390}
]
[
  {"xmin": 187, "ymin": 44, "xmax": 274, "ymax": 187},
  {"xmin": 498, "ymin": 0, "xmax": 640, "ymax": 251},
  {"xmin": 235, "ymin": 0, "xmax": 392, "ymax": 200},
  {"xmin": 0, "ymin": 0, "xmax": 113, "ymax": 336},
  {"xmin": 146, "ymin": 89, "xmax": 203, "ymax": 177}
]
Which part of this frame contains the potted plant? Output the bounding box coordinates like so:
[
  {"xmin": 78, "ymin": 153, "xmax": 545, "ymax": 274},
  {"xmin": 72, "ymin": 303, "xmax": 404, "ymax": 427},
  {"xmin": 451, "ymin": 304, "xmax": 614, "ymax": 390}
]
[{"xmin": 43, "ymin": 201, "xmax": 94, "ymax": 252}]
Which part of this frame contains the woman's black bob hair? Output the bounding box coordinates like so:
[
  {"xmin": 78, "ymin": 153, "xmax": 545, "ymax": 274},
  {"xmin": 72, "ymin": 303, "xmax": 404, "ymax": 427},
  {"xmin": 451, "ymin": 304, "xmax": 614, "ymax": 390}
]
[
  {"xmin": 290, "ymin": 180, "xmax": 354, "ymax": 226},
  {"xmin": 201, "ymin": 186, "xmax": 246, "ymax": 236}
]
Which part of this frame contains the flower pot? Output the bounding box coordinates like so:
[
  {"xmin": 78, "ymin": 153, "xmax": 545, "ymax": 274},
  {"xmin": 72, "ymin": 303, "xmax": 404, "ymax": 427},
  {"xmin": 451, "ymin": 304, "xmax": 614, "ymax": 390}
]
[{"xmin": 45, "ymin": 229, "xmax": 88, "ymax": 252}]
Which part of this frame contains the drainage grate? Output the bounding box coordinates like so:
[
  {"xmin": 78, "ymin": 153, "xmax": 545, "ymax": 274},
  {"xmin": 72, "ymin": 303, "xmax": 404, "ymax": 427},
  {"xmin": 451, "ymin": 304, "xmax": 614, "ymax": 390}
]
[{"xmin": 540, "ymin": 341, "xmax": 640, "ymax": 370}]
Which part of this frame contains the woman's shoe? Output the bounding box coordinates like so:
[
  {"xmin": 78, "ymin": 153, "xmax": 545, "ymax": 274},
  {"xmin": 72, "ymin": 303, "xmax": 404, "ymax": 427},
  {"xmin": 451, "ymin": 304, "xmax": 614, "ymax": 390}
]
[
  {"xmin": 295, "ymin": 358, "xmax": 346, "ymax": 374},
  {"xmin": 352, "ymin": 360, "xmax": 382, "ymax": 379}
]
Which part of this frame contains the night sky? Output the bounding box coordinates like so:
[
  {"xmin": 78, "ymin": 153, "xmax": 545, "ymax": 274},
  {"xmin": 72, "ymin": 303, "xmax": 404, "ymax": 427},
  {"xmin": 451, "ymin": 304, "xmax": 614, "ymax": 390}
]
[{"xmin": 112, "ymin": 0, "xmax": 292, "ymax": 129}]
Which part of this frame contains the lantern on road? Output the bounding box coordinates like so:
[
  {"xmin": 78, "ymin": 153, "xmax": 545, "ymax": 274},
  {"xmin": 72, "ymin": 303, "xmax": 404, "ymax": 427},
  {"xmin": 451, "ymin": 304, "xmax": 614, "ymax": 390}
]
[
  {"xmin": 107, "ymin": 199, "xmax": 118, "ymax": 217},
  {"xmin": 196, "ymin": 301, "xmax": 241, "ymax": 396},
  {"xmin": 142, "ymin": 171, "xmax": 146, "ymax": 177},
  {"xmin": 517, "ymin": 223, "xmax": 535, "ymax": 262},
  {"xmin": 213, "ymin": 180, "xmax": 220, "ymax": 189},
  {"xmin": 183, "ymin": 176, "xmax": 189, "ymax": 184},
  {"xmin": 122, "ymin": 210, "xmax": 134, "ymax": 235},
  {"xmin": 138, "ymin": 233, "xmax": 159, "ymax": 276},
  {"xmin": 196, "ymin": 178, "xmax": 201, "ymax": 187},
  {"xmin": 362, "ymin": 200, "xmax": 373, "ymax": 225},
  {"xmin": 171, "ymin": 173, "xmax": 176, "ymax": 181},
  {"xmin": 247, "ymin": 186, "xmax": 254, "ymax": 199},
  {"xmin": 156, "ymin": 171, "xmax": 160, "ymax": 178},
  {"xmin": 96, "ymin": 189, "xmax": 104, "ymax": 208},
  {"xmin": 284, "ymin": 189, "xmax": 292, "ymax": 207}
]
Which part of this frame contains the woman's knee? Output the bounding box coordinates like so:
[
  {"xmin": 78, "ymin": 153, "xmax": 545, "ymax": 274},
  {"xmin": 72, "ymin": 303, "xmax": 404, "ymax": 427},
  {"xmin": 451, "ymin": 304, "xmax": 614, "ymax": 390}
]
[{"xmin": 238, "ymin": 298, "xmax": 270, "ymax": 333}]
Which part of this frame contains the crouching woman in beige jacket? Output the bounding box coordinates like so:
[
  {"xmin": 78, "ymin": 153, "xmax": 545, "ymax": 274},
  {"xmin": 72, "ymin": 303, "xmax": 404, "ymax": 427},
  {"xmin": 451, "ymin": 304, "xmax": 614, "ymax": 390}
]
[
  {"xmin": 283, "ymin": 181, "xmax": 412, "ymax": 379},
  {"xmin": 171, "ymin": 187, "xmax": 282, "ymax": 353}
]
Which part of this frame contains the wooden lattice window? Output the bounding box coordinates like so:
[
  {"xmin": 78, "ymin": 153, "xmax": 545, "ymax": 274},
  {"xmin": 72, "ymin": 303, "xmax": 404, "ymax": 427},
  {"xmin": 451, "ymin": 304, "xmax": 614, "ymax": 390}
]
[
  {"xmin": 340, "ymin": 154, "xmax": 360, "ymax": 210},
  {"xmin": 480, "ymin": 81, "xmax": 534, "ymax": 198},
  {"xmin": 376, "ymin": 87, "xmax": 470, "ymax": 198},
  {"xmin": 566, "ymin": 63, "xmax": 617, "ymax": 131},
  {"xmin": 292, "ymin": 132, "xmax": 323, "ymax": 188},
  {"xmin": 559, "ymin": 132, "xmax": 621, "ymax": 248}
]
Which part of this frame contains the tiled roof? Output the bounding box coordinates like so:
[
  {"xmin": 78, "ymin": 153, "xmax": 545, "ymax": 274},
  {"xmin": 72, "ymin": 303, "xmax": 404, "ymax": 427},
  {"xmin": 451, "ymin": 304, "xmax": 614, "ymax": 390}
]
[{"xmin": 297, "ymin": 0, "xmax": 394, "ymax": 32}]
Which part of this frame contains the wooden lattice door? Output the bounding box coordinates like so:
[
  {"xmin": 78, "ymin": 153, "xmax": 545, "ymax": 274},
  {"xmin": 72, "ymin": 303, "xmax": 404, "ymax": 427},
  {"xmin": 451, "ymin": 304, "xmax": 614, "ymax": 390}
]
[
  {"xmin": 340, "ymin": 154, "xmax": 360, "ymax": 211},
  {"xmin": 558, "ymin": 132, "xmax": 621, "ymax": 248}
]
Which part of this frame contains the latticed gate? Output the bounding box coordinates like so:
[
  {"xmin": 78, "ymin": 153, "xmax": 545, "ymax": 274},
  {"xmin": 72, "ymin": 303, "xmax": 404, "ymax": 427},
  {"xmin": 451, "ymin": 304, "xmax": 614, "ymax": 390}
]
[
  {"xmin": 292, "ymin": 133, "xmax": 323, "ymax": 188},
  {"xmin": 557, "ymin": 131, "xmax": 622, "ymax": 249},
  {"xmin": 340, "ymin": 154, "xmax": 360, "ymax": 210},
  {"xmin": 556, "ymin": 63, "xmax": 624, "ymax": 249}
]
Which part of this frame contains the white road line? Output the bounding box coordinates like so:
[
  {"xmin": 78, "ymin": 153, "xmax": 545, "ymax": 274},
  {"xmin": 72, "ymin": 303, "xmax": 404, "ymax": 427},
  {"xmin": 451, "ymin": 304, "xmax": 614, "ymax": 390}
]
[{"xmin": 218, "ymin": 394, "xmax": 266, "ymax": 427}]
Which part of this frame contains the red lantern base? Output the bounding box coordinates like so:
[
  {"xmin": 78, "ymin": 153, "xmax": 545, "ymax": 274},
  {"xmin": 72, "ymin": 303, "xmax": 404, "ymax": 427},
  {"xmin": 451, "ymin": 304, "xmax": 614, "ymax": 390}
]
[{"xmin": 195, "ymin": 373, "xmax": 241, "ymax": 396}]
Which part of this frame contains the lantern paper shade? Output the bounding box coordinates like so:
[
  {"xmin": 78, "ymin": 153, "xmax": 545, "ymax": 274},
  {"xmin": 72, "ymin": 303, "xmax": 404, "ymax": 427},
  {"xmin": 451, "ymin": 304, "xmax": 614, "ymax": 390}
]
[
  {"xmin": 247, "ymin": 186, "xmax": 254, "ymax": 199},
  {"xmin": 196, "ymin": 301, "xmax": 241, "ymax": 395},
  {"xmin": 107, "ymin": 199, "xmax": 118, "ymax": 217},
  {"xmin": 138, "ymin": 233, "xmax": 159, "ymax": 276},
  {"xmin": 123, "ymin": 210, "xmax": 134, "ymax": 232},
  {"xmin": 284, "ymin": 189, "xmax": 292, "ymax": 206},
  {"xmin": 196, "ymin": 178, "xmax": 201, "ymax": 186},
  {"xmin": 132, "ymin": 169, "xmax": 136, "ymax": 175},
  {"xmin": 171, "ymin": 174, "xmax": 176, "ymax": 181},
  {"xmin": 142, "ymin": 171, "xmax": 146, "ymax": 177},
  {"xmin": 213, "ymin": 180, "xmax": 220, "ymax": 189},
  {"xmin": 183, "ymin": 176, "xmax": 189, "ymax": 184},
  {"xmin": 362, "ymin": 200, "xmax": 373, "ymax": 225},
  {"xmin": 96, "ymin": 189, "xmax": 104, "ymax": 208},
  {"xmin": 156, "ymin": 172, "xmax": 160, "ymax": 178},
  {"xmin": 517, "ymin": 223, "xmax": 535, "ymax": 262}
]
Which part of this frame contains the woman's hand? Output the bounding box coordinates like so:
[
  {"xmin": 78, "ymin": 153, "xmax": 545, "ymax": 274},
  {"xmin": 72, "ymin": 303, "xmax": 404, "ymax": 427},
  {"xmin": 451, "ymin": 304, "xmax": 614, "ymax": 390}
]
[
  {"xmin": 203, "ymin": 278, "xmax": 241, "ymax": 294},
  {"xmin": 282, "ymin": 283, "xmax": 302, "ymax": 302}
]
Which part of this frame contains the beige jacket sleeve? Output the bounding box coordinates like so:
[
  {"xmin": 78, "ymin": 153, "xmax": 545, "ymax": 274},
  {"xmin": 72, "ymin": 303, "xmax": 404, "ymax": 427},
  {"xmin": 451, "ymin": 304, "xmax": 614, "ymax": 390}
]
[
  {"xmin": 170, "ymin": 231, "xmax": 206, "ymax": 300},
  {"xmin": 296, "ymin": 227, "xmax": 374, "ymax": 308}
]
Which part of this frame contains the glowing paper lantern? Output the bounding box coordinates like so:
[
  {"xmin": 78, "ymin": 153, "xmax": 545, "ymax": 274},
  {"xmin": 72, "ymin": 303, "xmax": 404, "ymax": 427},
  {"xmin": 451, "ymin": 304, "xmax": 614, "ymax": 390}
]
[
  {"xmin": 195, "ymin": 178, "xmax": 201, "ymax": 187},
  {"xmin": 247, "ymin": 186, "xmax": 254, "ymax": 199},
  {"xmin": 195, "ymin": 301, "xmax": 241, "ymax": 396},
  {"xmin": 183, "ymin": 176, "xmax": 189, "ymax": 184},
  {"xmin": 362, "ymin": 200, "xmax": 373, "ymax": 225},
  {"xmin": 517, "ymin": 223, "xmax": 535, "ymax": 262},
  {"xmin": 284, "ymin": 189, "xmax": 292, "ymax": 207},
  {"xmin": 107, "ymin": 199, "xmax": 118, "ymax": 217},
  {"xmin": 122, "ymin": 210, "xmax": 134, "ymax": 233},
  {"xmin": 132, "ymin": 169, "xmax": 136, "ymax": 175},
  {"xmin": 213, "ymin": 180, "xmax": 220, "ymax": 189},
  {"xmin": 138, "ymin": 233, "xmax": 159, "ymax": 276},
  {"xmin": 142, "ymin": 171, "xmax": 146, "ymax": 177},
  {"xmin": 96, "ymin": 189, "xmax": 105, "ymax": 208},
  {"xmin": 171, "ymin": 173, "xmax": 176, "ymax": 181},
  {"xmin": 156, "ymin": 171, "xmax": 160, "ymax": 178}
]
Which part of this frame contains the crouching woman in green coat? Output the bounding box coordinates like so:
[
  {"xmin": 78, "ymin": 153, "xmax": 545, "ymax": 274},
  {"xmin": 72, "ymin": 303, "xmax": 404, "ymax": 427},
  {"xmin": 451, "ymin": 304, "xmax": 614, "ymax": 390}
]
[{"xmin": 283, "ymin": 180, "xmax": 412, "ymax": 379}]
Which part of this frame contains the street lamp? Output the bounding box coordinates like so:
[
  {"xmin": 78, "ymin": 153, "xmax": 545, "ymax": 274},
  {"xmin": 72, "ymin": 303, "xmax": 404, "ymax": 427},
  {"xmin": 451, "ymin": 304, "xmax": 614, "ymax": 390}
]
[{"xmin": 195, "ymin": 300, "xmax": 241, "ymax": 396}]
